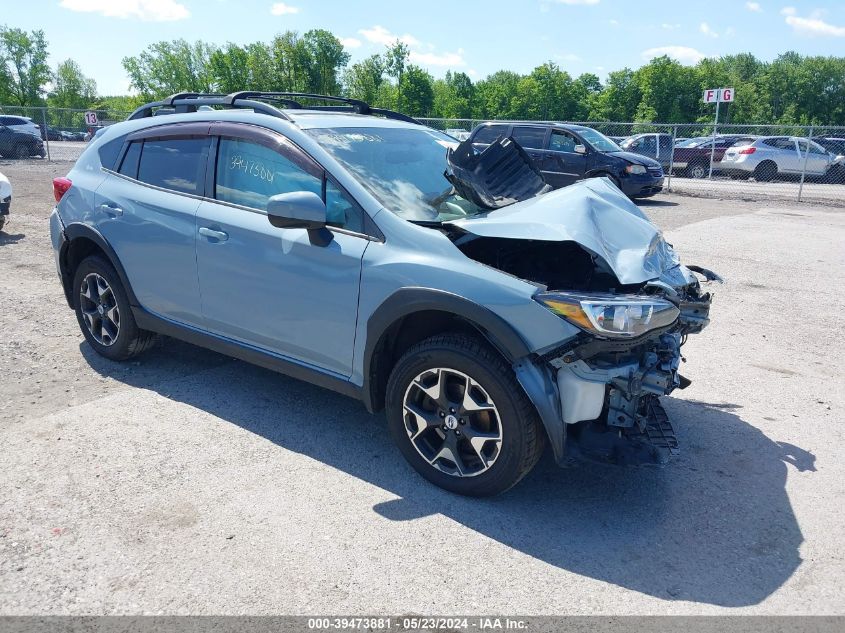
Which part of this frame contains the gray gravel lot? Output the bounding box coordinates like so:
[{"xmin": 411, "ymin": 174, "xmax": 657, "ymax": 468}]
[{"xmin": 1, "ymin": 162, "xmax": 843, "ymax": 615}]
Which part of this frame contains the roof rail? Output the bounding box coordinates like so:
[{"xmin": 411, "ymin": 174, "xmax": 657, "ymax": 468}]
[
  {"xmin": 127, "ymin": 91, "xmax": 420, "ymax": 125},
  {"xmin": 127, "ymin": 94, "xmax": 292, "ymax": 121}
]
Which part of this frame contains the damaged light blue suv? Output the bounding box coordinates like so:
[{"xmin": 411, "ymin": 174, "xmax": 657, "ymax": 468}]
[{"xmin": 49, "ymin": 92, "xmax": 718, "ymax": 496}]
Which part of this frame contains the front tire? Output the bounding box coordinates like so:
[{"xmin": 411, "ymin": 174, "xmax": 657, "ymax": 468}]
[
  {"xmin": 385, "ymin": 334, "xmax": 545, "ymax": 496},
  {"xmin": 72, "ymin": 255, "xmax": 156, "ymax": 361}
]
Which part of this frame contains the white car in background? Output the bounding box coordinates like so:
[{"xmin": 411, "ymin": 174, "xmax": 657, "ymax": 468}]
[
  {"xmin": 0, "ymin": 170, "xmax": 11, "ymax": 232},
  {"xmin": 721, "ymin": 136, "xmax": 845, "ymax": 182},
  {"xmin": 0, "ymin": 115, "xmax": 42, "ymax": 139}
]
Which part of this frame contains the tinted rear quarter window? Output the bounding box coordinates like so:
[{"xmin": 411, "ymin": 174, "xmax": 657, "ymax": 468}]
[
  {"xmin": 137, "ymin": 137, "xmax": 209, "ymax": 194},
  {"xmin": 472, "ymin": 125, "xmax": 508, "ymax": 145},
  {"xmin": 119, "ymin": 141, "xmax": 142, "ymax": 178},
  {"xmin": 98, "ymin": 136, "xmax": 126, "ymax": 170},
  {"xmin": 511, "ymin": 126, "xmax": 547, "ymax": 149}
]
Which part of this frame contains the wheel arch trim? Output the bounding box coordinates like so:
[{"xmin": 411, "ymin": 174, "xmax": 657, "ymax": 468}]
[
  {"xmin": 362, "ymin": 288, "xmax": 534, "ymax": 412},
  {"xmin": 60, "ymin": 223, "xmax": 139, "ymax": 309}
]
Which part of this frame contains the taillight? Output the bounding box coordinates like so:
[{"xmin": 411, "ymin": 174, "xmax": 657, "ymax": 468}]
[
  {"xmin": 53, "ymin": 177, "xmax": 72, "ymax": 202},
  {"xmin": 738, "ymin": 147, "xmax": 757, "ymax": 155}
]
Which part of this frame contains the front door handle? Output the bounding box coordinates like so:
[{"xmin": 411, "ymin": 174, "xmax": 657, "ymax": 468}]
[
  {"xmin": 99, "ymin": 203, "xmax": 123, "ymax": 217},
  {"xmin": 198, "ymin": 227, "xmax": 229, "ymax": 242}
]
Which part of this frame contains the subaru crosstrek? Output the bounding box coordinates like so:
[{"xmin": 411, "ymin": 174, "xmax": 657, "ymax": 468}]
[{"xmin": 50, "ymin": 92, "xmax": 717, "ymax": 496}]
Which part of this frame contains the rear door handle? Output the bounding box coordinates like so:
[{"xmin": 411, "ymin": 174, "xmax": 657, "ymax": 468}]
[
  {"xmin": 198, "ymin": 227, "xmax": 229, "ymax": 242},
  {"xmin": 99, "ymin": 203, "xmax": 123, "ymax": 217}
]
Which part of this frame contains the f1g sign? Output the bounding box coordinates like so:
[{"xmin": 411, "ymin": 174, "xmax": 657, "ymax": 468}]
[{"xmin": 703, "ymin": 88, "xmax": 735, "ymax": 103}]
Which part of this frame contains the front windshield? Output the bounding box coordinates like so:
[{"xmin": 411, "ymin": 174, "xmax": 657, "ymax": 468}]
[
  {"xmin": 308, "ymin": 126, "xmax": 487, "ymax": 222},
  {"xmin": 577, "ymin": 128, "xmax": 621, "ymax": 152}
]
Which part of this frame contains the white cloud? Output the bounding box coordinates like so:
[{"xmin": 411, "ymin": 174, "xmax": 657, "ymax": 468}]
[
  {"xmin": 467, "ymin": 69, "xmax": 479, "ymax": 78},
  {"xmin": 553, "ymin": 0, "xmax": 600, "ymax": 4},
  {"xmin": 745, "ymin": 1, "xmax": 762, "ymax": 11},
  {"xmin": 358, "ymin": 25, "xmax": 419, "ymax": 47},
  {"xmin": 784, "ymin": 13, "xmax": 845, "ymax": 36},
  {"xmin": 609, "ymin": 19, "xmax": 619, "ymax": 25},
  {"xmin": 700, "ymin": 22, "xmax": 719, "ymax": 38},
  {"xmin": 662, "ymin": 23, "xmax": 681, "ymax": 30},
  {"xmin": 409, "ymin": 49, "xmax": 466, "ymax": 67},
  {"xmin": 555, "ymin": 53, "xmax": 582, "ymax": 62},
  {"xmin": 339, "ymin": 37, "xmax": 362, "ymax": 49},
  {"xmin": 780, "ymin": 6, "xmax": 796, "ymax": 16},
  {"xmin": 59, "ymin": 0, "xmax": 189, "ymax": 21},
  {"xmin": 641, "ymin": 45, "xmax": 706, "ymax": 65},
  {"xmin": 270, "ymin": 2, "xmax": 299, "ymax": 15}
]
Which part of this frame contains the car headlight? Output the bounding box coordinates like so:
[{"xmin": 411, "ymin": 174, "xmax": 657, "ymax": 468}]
[
  {"xmin": 625, "ymin": 164, "xmax": 647, "ymax": 175},
  {"xmin": 535, "ymin": 292, "xmax": 680, "ymax": 338}
]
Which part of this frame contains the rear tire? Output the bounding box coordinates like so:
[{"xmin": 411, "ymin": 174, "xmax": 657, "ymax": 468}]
[
  {"xmin": 687, "ymin": 161, "xmax": 708, "ymax": 179},
  {"xmin": 72, "ymin": 255, "xmax": 157, "ymax": 361},
  {"xmin": 385, "ymin": 333, "xmax": 545, "ymax": 496},
  {"xmin": 754, "ymin": 161, "xmax": 778, "ymax": 182},
  {"xmin": 13, "ymin": 145, "xmax": 28, "ymax": 159}
]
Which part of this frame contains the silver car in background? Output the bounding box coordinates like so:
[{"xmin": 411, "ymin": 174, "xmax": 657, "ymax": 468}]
[{"xmin": 720, "ymin": 136, "xmax": 845, "ymax": 182}]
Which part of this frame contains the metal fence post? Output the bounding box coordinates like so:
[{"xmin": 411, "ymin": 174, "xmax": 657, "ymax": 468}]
[
  {"xmin": 667, "ymin": 125, "xmax": 677, "ymax": 192},
  {"xmin": 798, "ymin": 125, "xmax": 813, "ymax": 203},
  {"xmin": 40, "ymin": 107, "xmax": 51, "ymax": 161},
  {"xmin": 708, "ymin": 101, "xmax": 720, "ymax": 179}
]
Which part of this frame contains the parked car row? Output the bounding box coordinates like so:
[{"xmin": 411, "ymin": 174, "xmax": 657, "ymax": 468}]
[
  {"xmin": 617, "ymin": 131, "xmax": 845, "ymax": 183},
  {"xmin": 0, "ymin": 114, "xmax": 91, "ymax": 145}
]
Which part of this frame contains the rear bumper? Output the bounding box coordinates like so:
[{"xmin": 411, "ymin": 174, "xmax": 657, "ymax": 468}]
[{"xmin": 719, "ymin": 161, "xmax": 755, "ymax": 174}]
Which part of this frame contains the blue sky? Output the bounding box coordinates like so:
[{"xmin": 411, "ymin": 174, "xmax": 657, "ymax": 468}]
[{"xmin": 11, "ymin": 0, "xmax": 845, "ymax": 95}]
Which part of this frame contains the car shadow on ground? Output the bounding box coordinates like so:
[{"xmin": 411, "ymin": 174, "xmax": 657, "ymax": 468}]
[
  {"xmin": 0, "ymin": 231, "xmax": 25, "ymax": 244},
  {"xmin": 81, "ymin": 338, "xmax": 809, "ymax": 608},
  {"xmin": 636, "ymin": 199, "xmax": 678, "ymax": 207}
]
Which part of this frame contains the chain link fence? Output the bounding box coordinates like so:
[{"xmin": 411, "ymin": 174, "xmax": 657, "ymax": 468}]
[
  {"xmin": 0, "ymin": 105, "xmax": 131, "ymax": 162},
  {"xmin": 2, "ymin": 106, "xmax": 843, "ymax": 205},
  {"xmin": 420, "ymin": 118, "xmax": 845, "ymax": 206}
]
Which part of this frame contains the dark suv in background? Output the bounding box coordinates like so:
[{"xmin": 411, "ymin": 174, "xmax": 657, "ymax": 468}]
[
  {"xmin": 0, "ymin": 124, "xmax": 46, "ymax": 159},
  {"xmin": 469, "ymin": 122, "xmax": 664, "ymax": 198}
]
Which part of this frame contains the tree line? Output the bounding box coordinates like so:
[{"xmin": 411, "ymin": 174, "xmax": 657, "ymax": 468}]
[{"xmin": 3, "ymin": 24, "xmax": 845, "ymax": 126}]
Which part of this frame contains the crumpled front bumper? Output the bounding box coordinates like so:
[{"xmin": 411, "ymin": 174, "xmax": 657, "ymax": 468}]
[{"xmin": 522, "ymin": 266, "xmax": 716, "ymax": 466}]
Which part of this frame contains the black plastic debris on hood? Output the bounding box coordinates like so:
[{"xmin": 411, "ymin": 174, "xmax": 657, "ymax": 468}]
[{"xmin": 445, "ymin": 136, "xmax": 552, "ymax": 210}]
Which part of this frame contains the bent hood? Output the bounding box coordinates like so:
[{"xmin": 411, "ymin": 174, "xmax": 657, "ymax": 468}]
[{"xmin": 446, "ymin": 177, "xmax": 679, "ymax": 285}]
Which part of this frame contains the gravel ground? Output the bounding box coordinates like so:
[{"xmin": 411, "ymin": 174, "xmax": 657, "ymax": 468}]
[{"xmin": 1, "ymin": 161, "xmax": 843, "ymax": 615}]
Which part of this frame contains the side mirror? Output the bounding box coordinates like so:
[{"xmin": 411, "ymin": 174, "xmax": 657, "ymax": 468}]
[
  {"xmin": 267, "ymin": 191, "xmax": 332, "ymax": 246},
  {"xmin": 574, "ymin": 144, "xmax": 587, "ymax": 155}
]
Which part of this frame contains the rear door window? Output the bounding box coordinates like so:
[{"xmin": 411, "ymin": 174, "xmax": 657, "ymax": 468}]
[
  {"xmin": 511, "ymin": 126, "xmax": 547, "ymax": 150},
  {"xmin": 472, "ymin": 125, "xmax": 508, "ymax": 145},
  {"xmin": 137, "ymin": 137, "xmax": 209, "ymax": 195}
]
